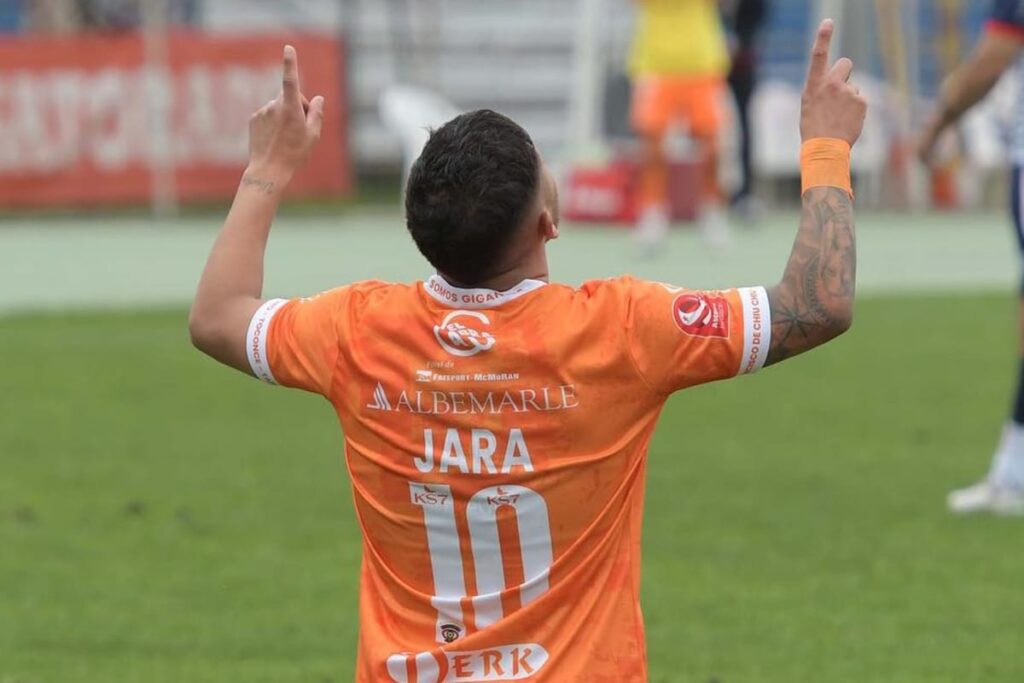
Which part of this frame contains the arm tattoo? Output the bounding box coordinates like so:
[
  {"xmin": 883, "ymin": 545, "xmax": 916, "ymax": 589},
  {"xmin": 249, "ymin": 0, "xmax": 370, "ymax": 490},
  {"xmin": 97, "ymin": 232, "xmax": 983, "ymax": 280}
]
[
  {"xmin": 241, "ymin": 174, "xmax": 277, "ymax": 195},
  {"xmin": 765, "ymin": 186, "xmax": 855, "ymax": 366}
]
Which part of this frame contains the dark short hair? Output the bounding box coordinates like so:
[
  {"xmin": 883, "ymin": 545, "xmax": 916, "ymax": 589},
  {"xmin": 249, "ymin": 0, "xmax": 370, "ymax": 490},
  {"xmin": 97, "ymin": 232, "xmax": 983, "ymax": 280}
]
[{"xmin": 405, "ymin": 109, "xmax": 541, "ymax": 285}]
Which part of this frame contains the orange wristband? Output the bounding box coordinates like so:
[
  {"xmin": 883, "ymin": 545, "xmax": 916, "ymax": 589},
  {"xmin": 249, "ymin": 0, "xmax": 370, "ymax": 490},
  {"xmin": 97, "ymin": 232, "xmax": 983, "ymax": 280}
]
[{"xmin": 800, "ymin": 138, "xmax": 852, "ymax": 198}]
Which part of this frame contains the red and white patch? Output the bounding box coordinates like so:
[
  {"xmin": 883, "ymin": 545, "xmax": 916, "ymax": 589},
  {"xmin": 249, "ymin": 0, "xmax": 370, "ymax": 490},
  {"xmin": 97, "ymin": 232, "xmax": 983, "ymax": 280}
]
[{"xmin": 672, "ymin": 293, "xmax": 730, "ymax": 338}]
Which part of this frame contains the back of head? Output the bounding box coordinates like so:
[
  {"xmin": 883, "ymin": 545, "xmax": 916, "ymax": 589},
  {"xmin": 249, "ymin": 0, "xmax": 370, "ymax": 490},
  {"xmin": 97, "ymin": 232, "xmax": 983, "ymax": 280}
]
[{"xmin": 405, "ymin": 109, "xmax": 541, "ymax": 286}]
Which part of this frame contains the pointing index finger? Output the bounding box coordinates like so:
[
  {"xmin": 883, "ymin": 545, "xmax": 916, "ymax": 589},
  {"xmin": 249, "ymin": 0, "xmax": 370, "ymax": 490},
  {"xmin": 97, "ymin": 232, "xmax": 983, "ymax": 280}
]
[
  {"xmin": 806, "ymin": 19, "xmax": 834, "ymax": 88},
  {"xmin": 282, "ymin": 44, "xmax": 300, "ymax": 103}
]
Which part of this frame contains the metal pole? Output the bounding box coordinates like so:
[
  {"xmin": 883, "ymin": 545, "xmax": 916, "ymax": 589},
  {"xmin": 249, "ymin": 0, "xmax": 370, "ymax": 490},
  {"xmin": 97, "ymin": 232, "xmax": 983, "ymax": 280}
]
[
  {"xmin": 904, "ymin": 0, "xmax": 926, "ymax": 209},
  {"xmin": 567, "ymin": 0, "xmax": 605, "ymax": 159},
  {"xmin": 140, "ymin": 0, "xmax": 178, "ymax": 218}
]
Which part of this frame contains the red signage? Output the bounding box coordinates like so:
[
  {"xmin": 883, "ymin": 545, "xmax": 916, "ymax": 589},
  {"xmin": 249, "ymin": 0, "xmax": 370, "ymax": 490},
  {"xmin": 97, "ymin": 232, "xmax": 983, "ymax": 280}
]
[{"xmin": 0, "ymin": 31, "xmax": 351, "ymax": 207}]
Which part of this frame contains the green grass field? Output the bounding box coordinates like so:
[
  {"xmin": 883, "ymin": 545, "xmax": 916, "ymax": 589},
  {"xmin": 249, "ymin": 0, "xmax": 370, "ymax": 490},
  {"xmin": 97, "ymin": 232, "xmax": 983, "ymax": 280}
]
[{"xmin": 3, "ymin": 293, "xmax": 1024, "ymax": 682}]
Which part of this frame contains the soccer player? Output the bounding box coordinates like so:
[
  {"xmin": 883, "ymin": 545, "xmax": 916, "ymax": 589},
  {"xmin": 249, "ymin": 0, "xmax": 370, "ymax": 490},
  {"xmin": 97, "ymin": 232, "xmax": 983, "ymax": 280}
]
[
  {"xmin": 919, "ymin": 0, "xmax": 1024, "ymax": 515},
  {"xmin": 190, "ymin": 21, "xmax": 864, "ymax": 682},
  {"xmin": 629, "ymin": 0, "xmax": 733, "ymax": 250}
]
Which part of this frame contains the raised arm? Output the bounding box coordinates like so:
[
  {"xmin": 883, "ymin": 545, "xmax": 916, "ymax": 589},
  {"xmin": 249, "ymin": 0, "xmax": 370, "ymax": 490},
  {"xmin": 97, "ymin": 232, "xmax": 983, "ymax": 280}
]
[
  {"xmin": 764, "ymin": 20, "xmax": 866, "ymax": 366},
  {"xmin": 188, "ymin": 46, "xmax": 324, "ymax": 373},
  {"xmin": 919, "ymin": 28, "xmax": 1023, "ymax": 163}
]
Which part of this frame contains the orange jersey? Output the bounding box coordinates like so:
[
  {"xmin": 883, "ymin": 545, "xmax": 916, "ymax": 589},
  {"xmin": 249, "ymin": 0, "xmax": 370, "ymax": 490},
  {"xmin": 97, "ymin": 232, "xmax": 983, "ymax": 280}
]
[{"xmin": 246, "ymin": 275, "xmax": 771, "ymax": 682}]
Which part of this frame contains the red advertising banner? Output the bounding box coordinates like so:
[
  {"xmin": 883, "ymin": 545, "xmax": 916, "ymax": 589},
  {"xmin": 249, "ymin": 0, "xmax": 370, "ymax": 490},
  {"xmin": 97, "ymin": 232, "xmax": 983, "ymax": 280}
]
[{"xmin": 0, "ymin": 31, "xmax": 351, "ymax": 207}]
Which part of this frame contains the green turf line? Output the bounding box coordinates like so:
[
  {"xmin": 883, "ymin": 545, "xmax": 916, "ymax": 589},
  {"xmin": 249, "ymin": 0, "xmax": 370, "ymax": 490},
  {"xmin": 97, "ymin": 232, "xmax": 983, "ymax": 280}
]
[{"xmin": 0, "ymin": 210, "xmax": 1018, "ymax": 315}]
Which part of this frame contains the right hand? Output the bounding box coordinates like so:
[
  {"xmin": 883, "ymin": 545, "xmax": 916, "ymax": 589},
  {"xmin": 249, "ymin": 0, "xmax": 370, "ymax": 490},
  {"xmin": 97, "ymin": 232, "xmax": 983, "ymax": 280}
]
[
  {"xmin": 800, "ymin": 20, "xmax": 867, "ymax": 146},
  {"xmin": 247, "ymin": 45, "xmax": 325, "ymax": 182}
]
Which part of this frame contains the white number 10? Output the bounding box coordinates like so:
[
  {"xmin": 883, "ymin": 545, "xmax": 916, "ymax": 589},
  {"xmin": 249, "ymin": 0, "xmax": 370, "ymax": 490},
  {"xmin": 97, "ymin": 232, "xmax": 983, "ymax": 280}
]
[{"xmin": 408, "ymin": 482, "xmax": 554, "ymax": 643}]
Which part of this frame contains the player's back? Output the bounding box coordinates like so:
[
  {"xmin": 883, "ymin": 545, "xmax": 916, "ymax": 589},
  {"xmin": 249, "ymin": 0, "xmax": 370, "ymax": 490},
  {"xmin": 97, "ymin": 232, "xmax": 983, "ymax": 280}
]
[
  {"xmin": 345, "ymin": 276, "xmax": 656, "ymax": 682},
  {"xmin": 252, "ymin": 274, "xmax": 769, "ymax": 682}
]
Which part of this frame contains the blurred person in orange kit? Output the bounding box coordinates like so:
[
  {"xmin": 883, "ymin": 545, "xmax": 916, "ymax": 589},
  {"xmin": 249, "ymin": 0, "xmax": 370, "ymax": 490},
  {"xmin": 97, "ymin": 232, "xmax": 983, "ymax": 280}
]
[{"xmin": 629, "ymin": 0, "xmax": 732, "ymax": 252}]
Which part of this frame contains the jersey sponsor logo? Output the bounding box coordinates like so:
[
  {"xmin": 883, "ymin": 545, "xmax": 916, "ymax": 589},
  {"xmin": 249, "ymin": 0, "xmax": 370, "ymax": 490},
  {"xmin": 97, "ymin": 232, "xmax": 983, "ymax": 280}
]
[
  {"xmin": 367, "ymin": 382, "xmax": 393, "ymax": 410},
  {"xmin": 386, "ymin": 643, "xmax": 548, "ymax": 682},
  {"xmin": 416, "ymin": 369, "xmax": 521, "ymax": 384},
  {"xmin": 440, "ymin": 623, "xmax": 463, "ymax": 643},
  {"xmin": 742, "ymin": 287, "xmax": 767, "ymax": 374},
  {"xmin": 249, "ymin": 320, "xmax": 269, "ymax": 374},
  {"xmin": 434, "ymin": 310, "xmax": 497, "ymax": 357},
  {"xmin": 672, "ymin": 292, "xmax": 729, "ymax": 338},
  {"xmin": 246, "ymin": 298, "xmax": 286, "ymax": 385},
  {"xmin": 410, "ymin": 483, "xmax": 452, "ymax": 505},
  {"xmin": 365, "ymin": 384, "xmax": 579, "ymax": 415}
]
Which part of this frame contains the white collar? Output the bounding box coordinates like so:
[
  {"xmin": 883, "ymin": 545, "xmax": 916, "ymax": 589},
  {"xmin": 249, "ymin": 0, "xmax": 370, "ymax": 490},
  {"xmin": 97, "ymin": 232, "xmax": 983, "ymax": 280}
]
[{"xmin": 423, "ymin": 274, "xmax": 547, "ymax": 309}]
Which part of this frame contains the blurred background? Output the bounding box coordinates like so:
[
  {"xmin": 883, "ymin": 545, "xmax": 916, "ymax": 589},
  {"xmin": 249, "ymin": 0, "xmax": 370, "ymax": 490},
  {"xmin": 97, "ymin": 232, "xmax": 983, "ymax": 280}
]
[
  {"xmin": 0, "ymin": 0, "xmax": 1012, "ymax": 207},
  {"xmin": 3, "ymin": 1, "xmax": 1024, "ymax": 682},
  {"xmin": 0, "ymin": 0, "xmax": 1019, "ymax": 310}
]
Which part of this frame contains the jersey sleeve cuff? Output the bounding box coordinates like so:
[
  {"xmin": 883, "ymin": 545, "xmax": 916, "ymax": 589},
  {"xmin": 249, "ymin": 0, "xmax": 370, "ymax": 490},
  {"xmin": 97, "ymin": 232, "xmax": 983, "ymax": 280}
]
[
  {"xmin": 246, "ymin": 298, "xmax": 288, "ymax": 384},
  {"xmin": 737, "ymin": 286, "xmax": 770, "ymax": 375}
]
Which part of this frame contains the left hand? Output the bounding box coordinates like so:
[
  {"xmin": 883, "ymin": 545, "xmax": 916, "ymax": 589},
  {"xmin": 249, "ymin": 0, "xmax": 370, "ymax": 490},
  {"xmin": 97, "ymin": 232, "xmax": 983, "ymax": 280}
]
[
  {"xmin": 247, "ymin": 45, "xmax": 325, "ymax": 182},
  {"xmin": 799, "ymin": 20, "xmax": 867, "ymax": 147}
]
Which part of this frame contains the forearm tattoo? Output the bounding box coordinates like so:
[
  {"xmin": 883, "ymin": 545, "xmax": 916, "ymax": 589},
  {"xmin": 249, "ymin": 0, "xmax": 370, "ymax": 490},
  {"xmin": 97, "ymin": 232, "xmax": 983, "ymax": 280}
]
[
  {"xmin": 765, "ymin": 187, "xmax": 856, "ymax": 366},
  {"xmin": 241, "ymin": 174, "xmax": 277, "ymax": 195}
]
